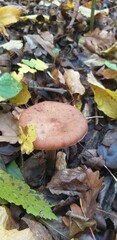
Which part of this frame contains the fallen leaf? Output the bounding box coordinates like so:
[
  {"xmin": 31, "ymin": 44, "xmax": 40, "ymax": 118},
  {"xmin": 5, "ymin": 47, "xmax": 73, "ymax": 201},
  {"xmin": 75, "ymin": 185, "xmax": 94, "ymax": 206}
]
[
  {"xmin": 64, "ymin": 69, "xmax": 85, "ymax": 95},
  {"xmin": 81, "ymin": 166, "xmax": 103, "ymax": 218},
  {"xmin": 79, "ymin": 6, "xmax": 109, "ymax": 18},
  {"xmin": 0, "ymin": 73, "xmax": 23, "ymax": 99},
  {"xmin": 0, "ymin": 112, "xmax": 18, "ymax": 144},
  {"xmin": 10, "ymin": 83, "xmax": 31, "ymax": 105},
  {"xmin": 63, "ymin": 167, "xmax": 103, "ymax": 238},
  {"xmin": 96, "ymin": 68, "xmax": 117, "ymax": 79},
  {"xmin": 52, "ymin": 68, "xmax": 65, "ymax": 86},
  {"xmin": 0, "ymin": 40, "xmax": 23, "ymax": 50},
  {"xmin": 22, "ymin": 58, "xmax": 48, "ymax": 71},
  {"xmin": 105, "ymin": 61, "xmax": 117, "ymax": 71},
  {"xmin": 23, "ymin": 215, "xmax": 53, "ymax": 240},
  {"xmin": 18, "ymin": 124, "xmax": 37, "ymax": 154},
  {"xmin": 101, "ymin": 41, "xmax": 117, "ymax": 59},
  {"xmin": 63, "ymin": 203, "xmax": 96, "ymax": 237},
  {"xmin": 0, "ymin": 206, "xmax": 34, "ymax": 240},
  {"xmin": 87, "ymin": 71, "xmax": 117, "ymax": 119},
  {"xmin": 0, "ymin": 6, "xmax": 22, "ymax": 26},
  {"xmin": 18, "ymin": 63, "xmax": 36, "ymax": 74},
  {"xmin": 47, "ymin": 167, "xmax": 89, "ymax": 196},
  {"xmin": 84, "ymin": 28, "xmax": 115, "ymax": 54},
  {"xmin": 26, "ymin": 34, "xmax": 55, "ymax": 57}
]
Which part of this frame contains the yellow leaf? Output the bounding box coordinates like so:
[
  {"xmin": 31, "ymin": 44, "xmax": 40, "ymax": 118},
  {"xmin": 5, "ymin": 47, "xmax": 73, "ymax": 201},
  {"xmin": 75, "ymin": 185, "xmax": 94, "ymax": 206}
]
[
  {"xmin": 18, "ymin": 63, "xmax": 36, "ymax": 74},
  {"xmin": 0, "ymin": 6, "xmax": 22, "ymax": 26},
  {"xmin": 62, "ymin": 0, "xmax": 74, "ymax": 10},
  {"xmin": 18, "ymin": 125, "xmax": 36, "ymax": 154},
  {"xmin": 101, "ymin": 41, "xmax": 117, "ymax": 59},
  {"xmin": 87, "ymin": 72, "xmax": 117, "ymax": 119},
  {"xmin": 11, "ymin": 71, "xmax": 23, "ymax": 82},
  {"xmin": 10, "ymin": 83, "xmax": 31, "ymax": 105}
]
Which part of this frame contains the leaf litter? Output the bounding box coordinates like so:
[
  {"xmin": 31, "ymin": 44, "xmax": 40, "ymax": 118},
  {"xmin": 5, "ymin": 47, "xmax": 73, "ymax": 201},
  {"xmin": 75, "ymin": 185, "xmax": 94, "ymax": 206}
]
[{"xmin": 0, "ymin": 0, "xmax": 117, "ymax": 239}]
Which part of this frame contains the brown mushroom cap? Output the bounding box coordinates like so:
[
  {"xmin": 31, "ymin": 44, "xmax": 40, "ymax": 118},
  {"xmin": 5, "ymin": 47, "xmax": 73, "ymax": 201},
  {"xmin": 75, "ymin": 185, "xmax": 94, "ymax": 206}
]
[{"xmin": 19, "ymin": 101, "xmax": 88, "ymax": 150}]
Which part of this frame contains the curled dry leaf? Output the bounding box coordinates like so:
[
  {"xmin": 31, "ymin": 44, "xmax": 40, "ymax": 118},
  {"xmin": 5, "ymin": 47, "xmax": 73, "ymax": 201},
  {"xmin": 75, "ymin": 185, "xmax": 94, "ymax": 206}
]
[
  {"xmin": 81, "ymin": 166, "xmax": 103, "ymax": 218},
  {"xmin": 47, "ymin": 167, "xmax": 89, "ymax": 196},
  {"xmin": 0, "ymin": 112, "xmax": 19, "ymax": 144},
  {"xmin": 63, "ymin": 203, "xmax": 96, "ymax": 238},
  {"xmin": 52, "ymin": 68, "xmax": 65, "ymax": 86},
  {"xmin": 84, "ymin": 28, "xmax": 115, "ymax": 54},
  {"xmin": 63, "ymin": 167, "xmax": 103, "ymax": 237},
  {"xmin": 64, "ymin": 69, "xmax": 85, "ymax": 95}
]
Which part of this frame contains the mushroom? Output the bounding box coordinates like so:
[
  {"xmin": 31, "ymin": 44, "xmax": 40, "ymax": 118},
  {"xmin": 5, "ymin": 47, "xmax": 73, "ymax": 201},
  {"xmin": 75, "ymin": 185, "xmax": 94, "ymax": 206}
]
[{"xmin": 19, "ymin": 101, "xmax": 88, "ymax": 178}]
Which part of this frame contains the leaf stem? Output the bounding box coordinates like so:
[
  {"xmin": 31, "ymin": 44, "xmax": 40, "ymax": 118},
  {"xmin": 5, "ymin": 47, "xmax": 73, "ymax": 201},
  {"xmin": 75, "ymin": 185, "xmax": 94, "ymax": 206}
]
[{"xmin": 90, "ymin": 0, "xmax": 96, "ymax": 31}]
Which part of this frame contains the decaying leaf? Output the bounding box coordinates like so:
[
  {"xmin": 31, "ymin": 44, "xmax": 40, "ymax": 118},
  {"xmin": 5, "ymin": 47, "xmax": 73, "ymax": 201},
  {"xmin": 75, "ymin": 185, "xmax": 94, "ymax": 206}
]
[
  {"xmin": 47, "ymin": 167, "xmax": 89, "ymax": 196},
  {"xmin": 52, "ymin": 68, "xmax": 65, "ymax": 86},
  {"xmin": 87, "ymin": 71, "xmax": 117, "ymax": 119},
  {"xmin": 0, "ymin": 112, "xmax": 19, "ymax": 144},
  {"xmin": 84, "ymin": 28, "xmax": 115, "ymax": 54},
  {"xmin": 18, "ymin": 124, "xmax": 37, "ymax": 154},
  {"xmin": 96, "ymin": 68, "xmax": 117, "ymax": 79},
  {"xmin": 62, "ymin": 167, "xmax": 103, "ymax": 237},
  {"xmin": 25, "ymin": 34, "xmax": 55, "ymax": 58},
  {"xmin": 63, "ymin": 203, "xmax": 96, "ymax": 237},
  {"xmin": 23, "ymin": 215, "xmax": 53, "ymax": 240},
  {"xmin": 64, "ymin": 69, "xmax": 85, "ymax": 95}
]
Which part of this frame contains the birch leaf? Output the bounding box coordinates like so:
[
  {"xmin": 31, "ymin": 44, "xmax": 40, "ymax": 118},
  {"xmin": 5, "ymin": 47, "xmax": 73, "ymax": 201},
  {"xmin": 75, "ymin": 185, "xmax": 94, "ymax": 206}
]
[
  {"xmin": 18, "ymin": 125, "xmax": 36, "ymax": 154},
  {"xmin": 87, "ymin": 72, "xmax": 117, "ymax": 119},
  {"xmin": 0, "ymin": 6, "xmax": 22, "ymax": 26}
]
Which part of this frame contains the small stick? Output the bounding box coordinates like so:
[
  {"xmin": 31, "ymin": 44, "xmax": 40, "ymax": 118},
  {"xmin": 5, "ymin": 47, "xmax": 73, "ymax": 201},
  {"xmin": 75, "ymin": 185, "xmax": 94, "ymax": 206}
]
[{"xmin": 29, "ymin": 80, "xmax": 67, "ymax": 95}]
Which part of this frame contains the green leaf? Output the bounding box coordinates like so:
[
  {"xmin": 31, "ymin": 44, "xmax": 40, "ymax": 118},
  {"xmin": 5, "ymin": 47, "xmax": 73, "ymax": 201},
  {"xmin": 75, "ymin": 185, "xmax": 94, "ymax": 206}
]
[
  {"xmin": 22, "ymin": 58, "xmax": 48, "ymax": 71},
  {"xmin": 6, "ymin": 161, "xmax": 24, "ymax": 181},
  {"xmin": 0, "ymin": 40, "xmax": 23, "ymax": 50},
  {"xmin": 0, "ymin": 73, "xmax": 22, "ymax": 98},
  {"xmin": 0, "ymin": 169, "xmax": 57, "ymax": 220},
  {"xmin": 105, "ymin": 61, "xmax": 117, "ymax": 71}
]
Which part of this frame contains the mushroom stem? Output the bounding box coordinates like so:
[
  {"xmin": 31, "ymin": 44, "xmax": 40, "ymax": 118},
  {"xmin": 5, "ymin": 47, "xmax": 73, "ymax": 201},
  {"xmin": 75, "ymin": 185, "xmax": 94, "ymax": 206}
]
[{"xmin": 46, "ymin": 150, "xmax": 57, "ymax": 178}]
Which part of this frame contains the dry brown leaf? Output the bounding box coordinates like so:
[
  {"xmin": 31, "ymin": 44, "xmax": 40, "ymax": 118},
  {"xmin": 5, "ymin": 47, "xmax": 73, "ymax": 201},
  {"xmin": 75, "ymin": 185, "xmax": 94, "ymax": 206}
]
[
  {"xmin": 0, "ymin": 112, "xmax": 19, "ymax": 144},
  {"xmin": 84, "ymin": 28, "xmax": 115, "ymax": 54},
  {"xmin": 62, "ymin": 167, "xmax": 103, "ymax": 237},
  {"xmin": 63, "ymin": 203, "xmax": 96, "ymax": 237},
  {"xmin": 23, "ymin": 215, "xmax": 53, "ymax": 240},
  {"xmin": 47, "ymin": 167, "xmax": 89, "ymax": 196},
  {"xmin": 64, "ymin": 69, "xmax": 85, "ymax": 95},
  {"xmin": 81, "ymin": 166, "xmax": 103, "ymax": 218},
  {"xmin": 52, "ymin": 68, "xmax": 65, "ymax": 86},
  {"xmin": 96, "ymin": 68, "xmax": 117, "ymax": 79},
  {"xmin": 26, "ymin": 33, "xmax": 55, "ymax": 58}
]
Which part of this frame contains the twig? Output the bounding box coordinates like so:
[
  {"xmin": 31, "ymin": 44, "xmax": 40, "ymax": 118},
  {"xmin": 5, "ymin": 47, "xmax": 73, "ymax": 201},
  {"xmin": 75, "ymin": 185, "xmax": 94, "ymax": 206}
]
[{"xmin": 28, "ymin": 80, "xmax": 67, "ymax": 95}]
